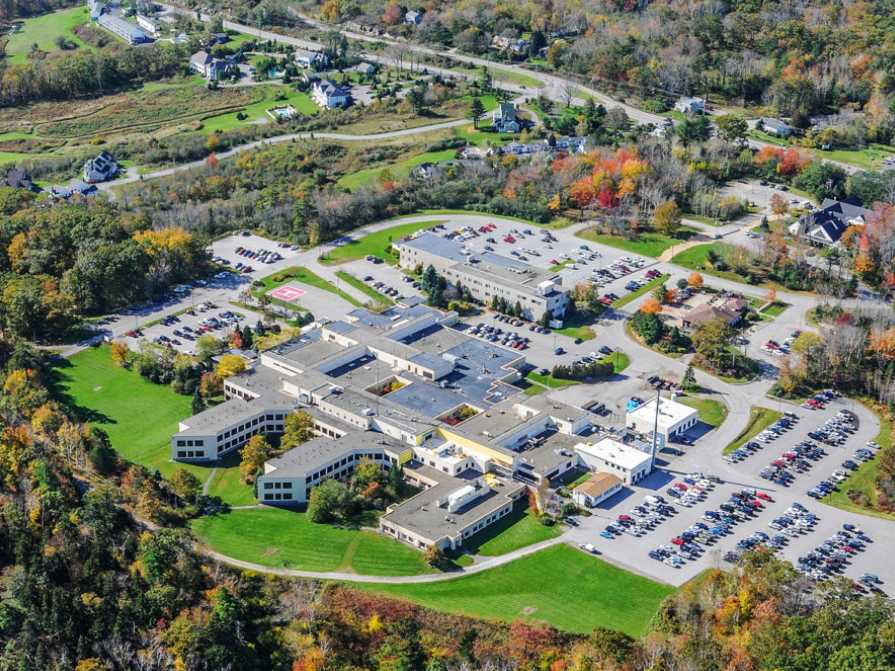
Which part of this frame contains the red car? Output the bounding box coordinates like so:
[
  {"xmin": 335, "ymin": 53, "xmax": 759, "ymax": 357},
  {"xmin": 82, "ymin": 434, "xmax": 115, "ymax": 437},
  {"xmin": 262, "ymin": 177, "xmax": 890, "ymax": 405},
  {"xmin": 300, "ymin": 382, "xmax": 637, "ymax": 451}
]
[
  {"xmin": 671, "ymin": 537, "xmax": 684, "ymax": 546},
  {"xmin": 503, "ymin": 235, "xmax": 516, "ymax": 243},
  {"xmin": 617, "ymin": 514, "xmax": 633, "ymax": 522},
  {"xmin": 674, "ymin": 482, "xmax": 688, "ymax": 491},
  {"xmin": 756, "ymin": 492, "xmax": 773, "ymax": 502}
]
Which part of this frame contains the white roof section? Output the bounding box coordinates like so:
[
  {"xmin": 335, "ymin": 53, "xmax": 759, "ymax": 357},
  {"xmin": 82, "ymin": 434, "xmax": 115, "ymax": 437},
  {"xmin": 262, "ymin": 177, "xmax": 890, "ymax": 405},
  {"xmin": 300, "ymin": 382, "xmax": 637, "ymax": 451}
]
[
  {"xmin": 575, "ymin": 437, "xmax": 652, "ymax": 471},
  {"xmin": 626, "ymin": 396, "xmax": 697, "ymax": 428}
]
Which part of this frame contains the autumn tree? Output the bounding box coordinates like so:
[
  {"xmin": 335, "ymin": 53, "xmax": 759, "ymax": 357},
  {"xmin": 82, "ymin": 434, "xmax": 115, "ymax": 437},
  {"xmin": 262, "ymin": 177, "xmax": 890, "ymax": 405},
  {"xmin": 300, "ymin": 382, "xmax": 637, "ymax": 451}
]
[
  {"xmin": 110, "ymin": 341, "xmax": 130, "ymax": 367},
  {"xmin": 640, "ymin": 297, "xmax": 662, "ymax": 314},
  {"xmin": 239, "ymin": 434, "xmax": 273, "ymax": 484},
  {"xmin": 687, "ymin": 272, "xmax": 704, "ymax": 289},
  {"xmin": 653, "ymin": 200, "xmax": 682, "ymax": 236},
  {"xmin": 215, "ymin": 354, "xmax": 246, "ymax": 378},
  {"xmin": 282, "ymin": 410, "xmax": 316, "ymax": 449},
  {"xmin": 770, "ymin": 192, "xmax": 789, "ymax": 215}
]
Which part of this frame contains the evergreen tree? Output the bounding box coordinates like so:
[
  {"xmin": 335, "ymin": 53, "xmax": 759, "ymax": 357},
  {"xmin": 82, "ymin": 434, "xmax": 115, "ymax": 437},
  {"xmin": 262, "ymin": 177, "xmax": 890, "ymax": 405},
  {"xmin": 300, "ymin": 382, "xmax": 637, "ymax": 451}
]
[
  {"xmin": 192, "ymin": 387, "xmax": 205, "ymax": 415},
  {"xmin": 470, "ymin": 96, "xmax": 485, "ymax": 129}
]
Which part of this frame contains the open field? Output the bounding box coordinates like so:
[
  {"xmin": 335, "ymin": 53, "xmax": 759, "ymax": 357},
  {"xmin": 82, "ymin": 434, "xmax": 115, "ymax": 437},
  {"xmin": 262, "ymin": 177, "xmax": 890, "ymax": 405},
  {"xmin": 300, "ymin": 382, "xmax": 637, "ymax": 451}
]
[
  {"xmin": 464, "ymin": 509, "xmax": 562, "ymax": 556},
  {"xmin": 49, "ymin": 345, "xmax": 200, "ymax": 479},
  {"xmin": 337, "ymin": 148, "xmax": 458, "ymax": 190},
  {"xmin": 192, "ymin": 506, "xmax": 433, "ymax": 575},
  {"xmin": 356, "ymin": 544, "xmax": 675, "ymax": 636},
  {"xmin": 5, "ymin": 6, "xmax": 89, "ymax": 65},
  {"xmin": 200, "ymin": 87, "xmax": 318, "ymax": 133},
  {"xmin": 577, "ymin": 227, "xmax": 697, "ymax": 258},
  {"xmin": 723, "ymin": 407, "xmax": 782, "ymax": 454},
  {"xmin": 319, "ymin": 220, "xmax": 444, "ymax": 265},
  {"xmin": 204, "ymin": 453, "xmax": 257, "ymax": 506},
  {"xmin": 678, "ymin": 395, "xmax": 728, "ymax": 427}
]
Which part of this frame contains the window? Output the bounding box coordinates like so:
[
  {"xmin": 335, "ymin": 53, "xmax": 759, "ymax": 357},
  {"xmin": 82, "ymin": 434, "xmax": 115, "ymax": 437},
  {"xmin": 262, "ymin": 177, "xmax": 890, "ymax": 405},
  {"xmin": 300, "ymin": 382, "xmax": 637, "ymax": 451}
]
[{"xmin": 264, "ymin": 482, "xmax": 273, "ymax": 489}]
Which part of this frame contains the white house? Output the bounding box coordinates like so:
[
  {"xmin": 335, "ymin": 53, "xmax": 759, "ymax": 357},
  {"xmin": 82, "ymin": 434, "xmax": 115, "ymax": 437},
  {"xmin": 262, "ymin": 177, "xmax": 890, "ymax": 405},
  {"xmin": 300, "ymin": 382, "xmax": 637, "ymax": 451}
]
[
  {"xmin": 295, "ymin": 50, "xmax": 329, "ymax": 70},
  {"xmin": 311, "ymin": 79, "xmax": 351, "ymax": 109},
  {"xmin": 674, "ymin": 96, "xmax": 706, "ymax": 114},
  {"xmin": 491, "ymin": 102, "xmax": 521, "ymax": 133},
  {"xmin": 759, "ymin": 117, "xmax": 794, "ymax": 137},
  {"xmin": 189, "ymin": 51, "xmax": 229, "ymax": 81},
  {"xmin": 572, "ymin": 472, "xmax": 623, "ymax": 508},
  {"xmin": 404, "ymin": 9, "xmax": 423, "ymax": 25},
  {"xmin": 136, "ymin": 14, "xmax": 160, "ymax": 37},
  {"xmin": 626, "ymin": 396, "xmax": 699, "ymax": 442}
]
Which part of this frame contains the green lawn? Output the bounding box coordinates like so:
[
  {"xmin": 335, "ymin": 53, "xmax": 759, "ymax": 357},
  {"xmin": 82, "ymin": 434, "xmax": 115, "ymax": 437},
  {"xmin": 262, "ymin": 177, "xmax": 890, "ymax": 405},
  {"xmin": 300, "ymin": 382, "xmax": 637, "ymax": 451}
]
[
  {"xmin": 463, "ymin": 508, "xmax": 561, "ymax": 557},
  {"xmin": 602, "ymin": 351, "xmax": 630, "ymax": 374},
  {"xmin": 677, "ymin": 395, "xmax": 728, "ymax": 427},
  {"xmin": 684, "ymin": 213, "xmax": 723, "ymax": 227},
  {"xmin": 257, "ymin": 266, "xmax": 363, "ymax": 307},
  {"xmin": 337, "ymin": 149, "xmax": 458, "ymax": 190},
  {"xmin": 318, "ymin": 220, "xmax": 444, "ymax": 265},
  {"xmin": 577, "ymin": 227, "xmax": 697, "ymax": 258},
  {"xmin": 612, "ymin": 274, "xmax": 670, "ymax": 309},
  {"xmin": 671, "ymin": 243, "xmax": 757, "ymax": 285},
  {"xmin": 819, "ymin": 144, "xmax": 895, "ymax": 171},
  {"xmin": 205, "ymin": 452, "xmax": 257, "ymax": 506},
  {"xmin": 335, "ymin": 270, "xmax": 395, "ymax": 305},
  {"xmin": 49, "ymin": 345, "xmax": 201, "ymax": 479},
  {"xmin": 355, "ymin": 544, "xmax": 675, "ymax": 636},
  {"xmin": 487, "ymin": 67, "xmax": 544, "ymax": 89},
  {"xmin": 759, "ymin": 301, "xmax": 789, "ymax": 318},
  {"xmin": 5, "ymin": 6, "xmax": 89, "ymax": 64},
  {"xmin": 723, "ymin": 407, "xmax": 782, "ymax": 454},
  {"xmin": 191, "ymin": 506, "xmax": 433, "ymax": 575},
  {"xmin": 201, "ymin": 86, "xmax": 317, "ymax": 133},
  {"xmin": 825, "ymin": 403, "xmax": 895, "ymax": 521},
  {"xmin": 525, "ymin": 371, "xmax": 579, "ymax": 389}
]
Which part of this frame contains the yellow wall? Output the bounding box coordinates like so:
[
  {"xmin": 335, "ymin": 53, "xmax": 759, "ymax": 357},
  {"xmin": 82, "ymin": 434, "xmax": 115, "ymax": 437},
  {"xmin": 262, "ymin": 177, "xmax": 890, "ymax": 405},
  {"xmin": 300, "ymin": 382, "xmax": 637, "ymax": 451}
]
[{"xmin": 438, "ymin": 428, "xmax": 515, "ymax": 468}]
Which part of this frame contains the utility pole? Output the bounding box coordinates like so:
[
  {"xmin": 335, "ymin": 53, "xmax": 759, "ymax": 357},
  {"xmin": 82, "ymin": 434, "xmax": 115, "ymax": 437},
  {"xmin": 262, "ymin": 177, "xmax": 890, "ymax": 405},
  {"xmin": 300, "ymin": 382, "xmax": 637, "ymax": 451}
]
[{"xmin": 650, "ymin": 388, "xmax": 661, "ymax": 473}]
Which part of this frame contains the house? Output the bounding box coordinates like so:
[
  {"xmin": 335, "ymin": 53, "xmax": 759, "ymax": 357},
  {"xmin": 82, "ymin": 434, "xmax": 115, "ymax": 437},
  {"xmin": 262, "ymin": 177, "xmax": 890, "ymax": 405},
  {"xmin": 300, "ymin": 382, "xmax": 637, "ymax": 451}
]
[
  {"xmin": 404, "ymin": 9, "xmax": 423, "ymax": 25},
  {"xmin": 311, "ymin": 79, "xmax": 351, "ymax": 109},
  {"xmin": 626, "ymin": 396, "xmax": 699, "ymax": 443},
  {"xmin": 136, "ymin": 14, "xmax": 160, "ymax": 37},
  {"xmin": 572, "ymin": 472, "xmax": 623, "ymax": 508},
  {"xmin": 759, "ymin": 117, "xmax": 794, "ymax": 138},
  {"xmin": 96, "ymin": 13, "xmax": 153, "ymax": 45},
  {"xmin": 173, "ymin": 32, "xmax": 189, "ymax": 45},
  {"xmin": 190, "ymin": 51, "xmax": 229, "ymax": 81},
  {"xmin": 353, "ymin": 61, "xmax": 377, "ymax": 77},
  {"xmin": 491, "ymin": 102, "xmax": 521, "ymax": 133},
  {"xmin": 295, "ymin": 50, "xmax": 329, "ymax": 70},
  {"xmin": 681, "ymin": 303, "xmax": 742, "ymax": 330},
  {"xmin": 793, "ymin": 197, "xmax": 873, "ymax": 246},
  {"xmin": 88, "ymin": 0, "xmax": 107, "ymax": 20},
  {"xmin": 674, "ymin": 96, "xmax": 706, "ymax": 114},
  {"xmin": 82, "ymin": 152, "xmax": 118, "ymax": 183},
  {"xmin": 50, "ymin": 181, "xmax": 97, "ymax": 200},
  {"xmin": 3, "ymin": 168, "xmax": 38, "ymax": 192},
  {"xmin": 491, "ymin": 35, "xmax": 529, "ymax": 55}
]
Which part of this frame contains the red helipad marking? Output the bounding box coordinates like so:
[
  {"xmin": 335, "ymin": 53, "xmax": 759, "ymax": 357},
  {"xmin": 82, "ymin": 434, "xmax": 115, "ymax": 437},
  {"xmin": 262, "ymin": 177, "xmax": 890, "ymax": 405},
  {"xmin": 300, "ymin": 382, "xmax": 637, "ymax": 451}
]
[{"xmin": 269, "ymin": 285, "xmax": 306, "ymax": 302}]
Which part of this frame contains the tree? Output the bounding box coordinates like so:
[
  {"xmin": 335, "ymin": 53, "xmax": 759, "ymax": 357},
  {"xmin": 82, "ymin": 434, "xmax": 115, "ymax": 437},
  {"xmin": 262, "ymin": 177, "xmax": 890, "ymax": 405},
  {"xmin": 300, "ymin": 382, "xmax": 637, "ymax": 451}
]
[
  {"xmin": 170, "ymin": 468, "xmax": 201, "ymax": 502},
  {"xmin": 424, "ymin": 544, "xmax": 446, "ymax": 567},
  {"xmin": 794, "ymin": 160, "xmax": 847, "ymax": 201},
  {"xmin": 770, "ymin": 192, "xmax": 789, "ymax": 215},
  {"xmin": 653, "ymin": 200, "xmax": 682, "ymax": 236},
  {"xmin": 676, "ymin": 114, "xmax": 712, "ymax": 144},
  {"xmin": 469, "ymin": 97, "xmax": 485, "ymax": 129},
  {"xmin": 191, "ymin": 388, "xmax": 205, "ymax": 415},
  {"xmin": 715, "ymin": 114, "xmax": 749, "ymax": 144},
  {"xmin": 687, "ymin": 272, "xmax": 704, "ymax": 289},
  {"xmin": 640, "ymin": 297, "xmax": 662, "ymax": 314},
  {"xmin": 282, "ymin": 409, "xmax": 316, "ymax": 449},
  {"xmin": 631, "ymin": 311, "xmax": 664, "ymax": 344},
  {"xmin": 692, "ymin": 318, "xmax": 733, "ymax": 367},
  {"xmin": 307, "ymin": 479, "xmax": 351, "ymax": 523},
  {"xmin": 215, "ymin": 354, "xmax": 246, "ymax": 378},
  {"xmin": 682, "ymin": 363, "xmax": 697, "ymax": 391},
  {"xmin": 239, "ymin": 434, "xmax": 273, "ymax": 484},
  {"xmin": 110, "ymin": 341, "xmax": 130, "ymax": 367}
]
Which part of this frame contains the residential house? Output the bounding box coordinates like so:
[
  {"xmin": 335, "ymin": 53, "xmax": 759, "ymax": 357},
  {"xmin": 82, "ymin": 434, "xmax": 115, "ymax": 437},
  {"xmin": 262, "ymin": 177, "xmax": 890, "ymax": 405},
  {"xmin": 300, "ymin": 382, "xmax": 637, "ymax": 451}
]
[
  {"xmin": 311, "ymin": 79, "xmax": 351, "ymax": 109},
  {"xmin": 3, "ymin": 168, "xmax": 38, "ymax": 192},
  {"xmin": 50, "ymin": 181, "xmax": 97, "ymax": 200},
  {"xmin": 190, "ymin": 51, "xmax": 229, "ymax": 81},
  {"xmin": 491, "ymin": 102, "xmax": 521, "ymax": 133},
  {"xmin": 759, "ymin": 117, "xmax": 794, "ymax": 138},
  {"xmin": 674, "ymin": 96, "xmax": 706, "ymax": 114},
  {"xmin": 404, "ymin": 9, "xmax": 423, "ymax": 25},
  {"xmin": 295, "ymin": 50, "xmax": 329, "ymax": 70},
  {"xmin": 136, "ymin": 14, "xmax": 160, "ymax": 37},
  {"xmin": 88, "ymin": 0, "xmax": 107, "ymax": 20},
  {"xmin": 491, "ymin": 35, "xmax": 529, "ymax": 55},
  {"xmin": 792, "ymin": 197, "xmax": 873, "ymax": 247},
  {"xmin": 353, "ymin": 61, "xmax": 377, "ymax": 77},
  {"xmin": 82, "ymin": 152, "xmax": 118, "ymax": 183},
  {"xmin": 681, "ymin": 295, "xmax": 746, "ymax": 330}
]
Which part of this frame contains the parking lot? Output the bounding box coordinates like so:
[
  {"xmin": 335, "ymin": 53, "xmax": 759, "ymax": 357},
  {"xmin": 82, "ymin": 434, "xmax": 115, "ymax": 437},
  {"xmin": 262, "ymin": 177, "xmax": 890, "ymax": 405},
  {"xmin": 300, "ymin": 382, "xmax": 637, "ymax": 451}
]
[{"xmin": 564, "ymin": 397, "xmax": 894, "ymax": 591}]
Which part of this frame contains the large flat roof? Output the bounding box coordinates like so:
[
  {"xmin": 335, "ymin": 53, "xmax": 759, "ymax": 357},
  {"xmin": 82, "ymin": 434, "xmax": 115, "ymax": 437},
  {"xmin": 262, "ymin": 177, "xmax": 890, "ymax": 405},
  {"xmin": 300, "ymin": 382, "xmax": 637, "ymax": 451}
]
[
  {"xmin": 627, "ymin": 396, "xmax": 698, "ymax": 427},
  {"xmin": 575, "ymin": 437, "xmax": 652, "ymax": 471},
  {"xmin": 266, "ymin": 430, "xmax": 403, "ymax": 476}
]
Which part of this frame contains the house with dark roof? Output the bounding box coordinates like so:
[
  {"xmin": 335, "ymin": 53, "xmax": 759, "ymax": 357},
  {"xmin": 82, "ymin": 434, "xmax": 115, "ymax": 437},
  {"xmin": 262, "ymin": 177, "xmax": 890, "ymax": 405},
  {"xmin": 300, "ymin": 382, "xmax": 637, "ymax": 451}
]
[
  {"xmin": 4, "ymin": 168, "xmax": 38, "ymax": 192},
  {"xmin": 491, "ymin": 102, "xmax": 521, "ymax": 133},
  {"xmin": 82, "ymin": 152, "xmax": 118, "ymax": 183},
  {"xmin": 793, "ymin": 197, "xmax": 873, "ymax": 247},
  {"xmin": 311, "ymin": 79, "xmax": 351, "ymax": 109},
  {"xmin": 758, "ymin": 117, "xmax": 794, "ymax": 138}
]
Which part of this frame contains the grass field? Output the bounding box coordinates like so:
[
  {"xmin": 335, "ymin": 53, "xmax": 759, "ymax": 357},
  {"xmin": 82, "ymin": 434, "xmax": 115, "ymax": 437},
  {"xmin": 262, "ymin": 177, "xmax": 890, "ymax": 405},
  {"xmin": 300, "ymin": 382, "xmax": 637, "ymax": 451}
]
[
  {"xmin": 192, "ymin": 506, "xmax": 433, "ymax": 575},
  {"xmin": 488, "ymin": 67, "xmax": 544, "ymax": 89},
  {"xmin": 257, "ymin": 266, "xmax": 363, "ymax": 307},
  {"xmin": 671, "ymin": 243, "xmax": 762, "ymax": 285},
  {"xmin": 577, "ymin": 227, "xmax": 697, "ymax": 258},
  {"xmin": 337, "ymin": 149, "xmax": 458, "ymax": 190},
  {"xmin": 612, "ymin": 274, "xmax": 670, "ymax": 309},
  {"xmin": 49, "ymin": 345, "xmax": 201, "ymax": 479},
  {"xmin": 723, "ymin": 407, "xmax": 782, "ymax": 454},
  {"xmin": 826, "ymin": 403, "xmax": 895, "ymax": 521},
  {"xmin": 335, "ymin": 270, "xmax": 394, "ymax": 305},
  {"xmin": 5, "ymin": 6, "xmax": 88, "ymax": 64},
  {"xmin": 678, "ymin": 395, "xmax": 728, "ymax": 427},
  {"xmin": 201, "ymin": 86, "xmax": 318, "ymax": 134},
  {"xmin": 319, "ymin": 220, "xmax": 444, "ymax": 265},
  {"xmin": 356, "ymin": 544, "xmax": 675, "ymax": 636},
  {"xmin": 759, "ymin": 301, "xmax": 789, "ymax": 318},
  {"xmin": 204, "ymin": 452, "xmax": 257, "ymax": 506},
  {"xmin": 525, "ymin": 371, "xmax": 579, "ymax": 390},
  {"xmin": 464, "ymin": 509, "xmax": 561, "ymax": 557}
]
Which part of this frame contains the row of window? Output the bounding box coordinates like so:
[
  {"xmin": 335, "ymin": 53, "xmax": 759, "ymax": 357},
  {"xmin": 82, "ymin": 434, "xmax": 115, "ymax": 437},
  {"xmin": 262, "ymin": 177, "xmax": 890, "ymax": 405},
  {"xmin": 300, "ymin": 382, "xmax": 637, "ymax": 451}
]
[
  {"xmin": 177, "ymin": 450, "xmax": 205, "ymax": 458},
  {"xmin": 263, "ymin": 492, "xmax": 293, "ymax": 501},
  {"xmin": 175, "ymin": 439, "xmax": 205, "ymax": 447},
  {"xmin": 263, "ymin": 481, "xmax": 293, "ymax": 490}
]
